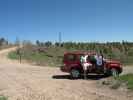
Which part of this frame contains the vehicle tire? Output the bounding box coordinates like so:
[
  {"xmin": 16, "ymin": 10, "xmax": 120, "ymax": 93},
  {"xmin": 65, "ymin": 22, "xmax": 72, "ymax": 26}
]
[
  {"xmin": 104, "ymin": 72, "xmax": 110, "ymax": 77},
  {"xmin": 111, "ymin": 68, "xmax": 119, "ymax": 78},
  {"xmin": 103, "ymin": 67, "xmax": 110, "ymax": 77},
  {"xmin": 70, "ymin": 69, "xmax": 80, "ymax": 79}
]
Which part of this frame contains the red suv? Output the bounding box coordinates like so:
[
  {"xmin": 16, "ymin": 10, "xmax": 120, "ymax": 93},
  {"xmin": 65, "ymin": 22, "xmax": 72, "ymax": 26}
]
[{"xmin": 61, "ymin": 52, "xmax": 122, "ymax": 79}]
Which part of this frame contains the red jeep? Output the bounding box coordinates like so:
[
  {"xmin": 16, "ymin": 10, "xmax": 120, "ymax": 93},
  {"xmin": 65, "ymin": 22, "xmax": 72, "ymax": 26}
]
[{"xmin": 61, "ymin": 52, "xmax": 122, "ymax": 79}]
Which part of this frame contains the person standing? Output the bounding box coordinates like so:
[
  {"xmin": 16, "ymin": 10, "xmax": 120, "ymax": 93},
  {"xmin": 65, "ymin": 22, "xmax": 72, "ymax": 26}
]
[
  {"xmin": 95, "ymin": 55, "xmax": 103, "ymax": 66},
  {"xmin": 80, "ymin": 54, "xmax": 92, "ymax": 79},
  {"xmin": 94, "ymin": 54, "xmax": 104, "ymax": 73}
]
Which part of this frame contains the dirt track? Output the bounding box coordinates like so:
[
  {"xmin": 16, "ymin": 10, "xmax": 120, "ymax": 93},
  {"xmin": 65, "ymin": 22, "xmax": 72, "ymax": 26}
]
[{"xmin": 0, "ymin": 48, "xmax": 133, "ymax": 100}]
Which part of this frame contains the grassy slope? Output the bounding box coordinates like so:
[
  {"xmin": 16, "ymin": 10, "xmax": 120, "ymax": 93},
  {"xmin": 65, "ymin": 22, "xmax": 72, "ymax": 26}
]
[
  {"xmin": 8, "ymin": 51, "xmax": 19, "ymax": 60},
  {"xmin": 8, "ymin": 46, "xmax": 133, "ymax": 67},
  {"xmin": 119, "ymin": 74, "xmax": 133, "ymax": 90},
  {"xmin": 102, "ymin": 74, "xmax": 133, "ymax": 90},
  {"xmin": 0, "ymin": 96, "xmax": 7, "ymax": 100},
  {"xmin": 8, "ymin": 47, "xmax": 65, "ymax": 67}
]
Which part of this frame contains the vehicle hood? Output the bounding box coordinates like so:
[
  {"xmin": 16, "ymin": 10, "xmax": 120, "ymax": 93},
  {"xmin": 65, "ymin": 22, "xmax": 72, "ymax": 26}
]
[{"xmin": 105, "ymin": 60, "xmax": 120, "ymax": 64}]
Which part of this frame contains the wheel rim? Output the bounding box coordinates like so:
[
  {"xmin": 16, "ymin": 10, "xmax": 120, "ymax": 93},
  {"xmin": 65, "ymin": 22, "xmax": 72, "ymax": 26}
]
[{"xmin": 71, "ymin": 69, "xmax": 80, "ymax": 78}]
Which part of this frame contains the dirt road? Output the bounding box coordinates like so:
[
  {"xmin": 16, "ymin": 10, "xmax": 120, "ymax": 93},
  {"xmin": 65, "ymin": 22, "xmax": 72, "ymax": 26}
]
[{"xmin": 0, "ymin": 48, "xmax": 132, "ymax": 100}]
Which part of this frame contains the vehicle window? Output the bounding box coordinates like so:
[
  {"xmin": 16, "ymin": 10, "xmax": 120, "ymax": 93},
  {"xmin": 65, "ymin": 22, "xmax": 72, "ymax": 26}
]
[{"xmin": 66, "ymin": 54, "xmax": 76, "ymax": 62}]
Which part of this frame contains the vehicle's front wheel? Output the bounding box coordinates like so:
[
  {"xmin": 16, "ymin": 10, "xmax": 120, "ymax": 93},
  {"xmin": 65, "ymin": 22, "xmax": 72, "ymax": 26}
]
[
  {"xmin": 70, "ymin": 69, "xmax": 80, "ymax": 79},
  {"xmin": 111, "ymin": 68, "xmax": 119, "ymax": 78}
]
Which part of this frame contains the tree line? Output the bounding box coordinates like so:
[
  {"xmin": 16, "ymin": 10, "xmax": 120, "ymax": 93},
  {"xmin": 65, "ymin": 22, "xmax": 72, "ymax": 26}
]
[
  {"xmin": 35, "ymin": 40, "xmax": 132, "ymax": 52},
  {"xmin": 0, "ymin": 37, "xmax": 8, "ymax": 46},
  {"xmin": 35, "ymin": 40, "xmax": 133, "ymax": 65}
]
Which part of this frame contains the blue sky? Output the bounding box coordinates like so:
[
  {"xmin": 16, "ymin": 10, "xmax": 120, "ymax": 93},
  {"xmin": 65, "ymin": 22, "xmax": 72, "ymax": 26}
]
[{"xmin": 0, "ymin": 0, "xmax": 133, "ymax": 43}]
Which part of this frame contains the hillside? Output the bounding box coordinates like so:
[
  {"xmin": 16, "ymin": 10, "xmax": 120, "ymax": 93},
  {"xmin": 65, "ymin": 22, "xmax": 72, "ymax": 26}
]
[{"xmin": 8, "ymin": 41, "xmax": 133, "ymax": 66}]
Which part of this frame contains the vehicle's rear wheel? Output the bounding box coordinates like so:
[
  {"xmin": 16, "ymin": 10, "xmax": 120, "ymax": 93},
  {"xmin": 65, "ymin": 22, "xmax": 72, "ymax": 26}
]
[
  {"xmin": 111, "ymin": 68, "xmax": 119, "ymax": 78},
  {"xmin": 70, "ymin": 69, "xmax": 80, "ymax": 79}
]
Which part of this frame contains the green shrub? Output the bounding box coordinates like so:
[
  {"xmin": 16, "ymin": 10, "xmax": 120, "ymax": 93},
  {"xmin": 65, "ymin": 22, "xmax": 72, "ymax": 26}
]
[
  {"xmin": 8, "ymin": 51, "xmax": 19, "ymax": 59},
  {"xmin": 0, "ymin": 96, "xmax": 7, "ymax": 100},
  {"xmin": 119, "ymin": 74, "xmax": 133, "ymax": 90}
]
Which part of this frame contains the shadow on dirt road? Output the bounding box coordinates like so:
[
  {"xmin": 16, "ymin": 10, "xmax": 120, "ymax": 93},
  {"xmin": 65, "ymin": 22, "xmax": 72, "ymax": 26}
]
[{"xmin": 52, "ymin": 74, "xmax": 108, "ymax": 80}]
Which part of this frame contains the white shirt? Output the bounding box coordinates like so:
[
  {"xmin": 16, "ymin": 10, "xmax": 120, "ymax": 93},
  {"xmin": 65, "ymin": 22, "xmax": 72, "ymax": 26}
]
[
  {"xmin": 81, "ymin": 55, "xmax": 88, "ymax": 63},
  {"xmin": 84, "ymin": 55, "xmax": 88, "ymax": 63}
]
